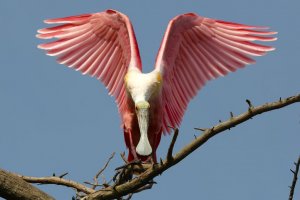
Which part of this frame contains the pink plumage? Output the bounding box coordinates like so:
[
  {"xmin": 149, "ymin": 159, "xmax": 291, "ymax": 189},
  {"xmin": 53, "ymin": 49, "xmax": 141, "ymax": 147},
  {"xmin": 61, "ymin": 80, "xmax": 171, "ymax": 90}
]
[
  {"xmin": 154, "ymin": 13, "xmax": 276, "ymax": 133},
  {"xmin": 37, "ymin": 10, "xmax": 276, "ymax": 162}
]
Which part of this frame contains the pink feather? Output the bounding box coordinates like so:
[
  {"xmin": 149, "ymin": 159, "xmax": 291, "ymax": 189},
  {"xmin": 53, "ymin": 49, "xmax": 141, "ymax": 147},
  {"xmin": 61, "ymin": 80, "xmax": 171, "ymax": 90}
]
[
  {"xmin": 155, "ymin": 13, "xmax": 277, "ymax": 133},
  {"xmin": 37, "ymin": 10, "xmax": 142, "ymax": 116}
]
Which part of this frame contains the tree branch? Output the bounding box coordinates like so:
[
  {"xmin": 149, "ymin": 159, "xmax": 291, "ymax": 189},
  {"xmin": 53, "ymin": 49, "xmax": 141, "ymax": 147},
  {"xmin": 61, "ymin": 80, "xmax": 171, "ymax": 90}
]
[
  {"xmin": 0, "ymin": 169, "xmax": 54, "ymax": 200},
  {"xmin": 289, "ymin": 156, "xmax": 300, "ymax": 200},
  {"xmin": 90, "ymin": 152, "xmax": 115, "ymax": 190},
  {"xmin": 2, "ymin": 94, "xmax": 298, "ymax": 200},
  {"xmin": 167, "ymin": 128, "xmax": 179, "ymax": 162},
  {"xmin": 82, "ymin": 93, "xmax": 300, "ymax": 200},
  {"xmin": 19, "ymin": 174, "xmax": 95, "ymax": 194}
]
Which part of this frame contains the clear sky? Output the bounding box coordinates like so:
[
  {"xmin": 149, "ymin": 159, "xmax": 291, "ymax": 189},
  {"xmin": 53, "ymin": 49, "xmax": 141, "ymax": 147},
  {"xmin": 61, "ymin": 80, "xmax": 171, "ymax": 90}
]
[{"xmin": 0, "ymin": 0, "xmax": 299, "ymax": 199}]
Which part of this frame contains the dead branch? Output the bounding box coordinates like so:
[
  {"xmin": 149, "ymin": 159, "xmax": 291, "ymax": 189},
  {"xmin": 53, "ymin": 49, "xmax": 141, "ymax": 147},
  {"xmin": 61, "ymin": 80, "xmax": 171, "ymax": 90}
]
[
  {"xmin": 91, "ymin": 152, "xmax": 115, "ymax": 190},
  {"xmin": 0, "ymin": 169, "xmax": 54, "ymax": 200},
  {"xmin": 19, "ymin": 174, "xmax": 95, "ymax": 194},
  {"xmin": 289, "ymin": 156, "xmax": 300, "ymax": 200},
  {"xmin": 82, "ymin": 93, "xmax": 300, "ymax": 200},
  {"xmin": 1, "ymin": 94, "xmax": 299, "ymax": 200},
  {"xmin": 167, "ymin": 128, "xmax": 179, "ymax": 162}
]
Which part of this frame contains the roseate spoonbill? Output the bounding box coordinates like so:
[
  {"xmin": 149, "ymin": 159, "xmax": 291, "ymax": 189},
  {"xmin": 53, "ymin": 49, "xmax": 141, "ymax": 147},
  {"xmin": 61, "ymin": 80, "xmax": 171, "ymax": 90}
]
[{"xmin": 37, "ymin": 9, "xmax": 276, "ymax": 162}]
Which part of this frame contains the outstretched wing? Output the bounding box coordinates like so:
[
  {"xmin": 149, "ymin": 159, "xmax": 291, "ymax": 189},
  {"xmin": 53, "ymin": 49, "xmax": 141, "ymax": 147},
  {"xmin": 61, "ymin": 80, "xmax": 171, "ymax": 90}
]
[
  {"xmin": 155, "ymin": 13, "xmax": 277, "ymax": 133},
  {"xmin": 37, "ymin": 9, "xmax": 141, "ymax": 112}
]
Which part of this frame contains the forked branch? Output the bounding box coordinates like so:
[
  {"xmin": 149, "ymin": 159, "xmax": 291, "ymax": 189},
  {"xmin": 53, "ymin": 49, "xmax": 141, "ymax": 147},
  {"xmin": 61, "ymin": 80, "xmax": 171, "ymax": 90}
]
[
  {"xmin": 83, "ymin": 94, "xmax": 300, "ymax": 200},
  {"xmin": 289, "ymin": 156, "xmax": 300, "ymax": 200}
]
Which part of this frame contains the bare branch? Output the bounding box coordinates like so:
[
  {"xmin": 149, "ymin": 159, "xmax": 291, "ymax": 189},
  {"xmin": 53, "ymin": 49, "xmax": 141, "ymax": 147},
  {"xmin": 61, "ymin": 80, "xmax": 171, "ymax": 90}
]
[
  {"xmin": 19, "ymin": 174, "xmax": 95, "ymax": 194},
  {"xmin": 120, "ymin": 152, "xmax": 128, "ymax": 164},
  {"xmin": 230, "ymin": 111, "xmax": 234, "ymax": 118},
  {"xmin": 246, "ymin": 99, "xmax": 253, "ymax": 109},
  {"xmin": 59, "ymin": 172, "xmax": 69, "ymax": 178},
  {"xmin": 82, "ymin": 93, "xmax": 300, "ymax": 200},
  {"xmin": 194, "ymin": 128, "xmax": 207, "ymax": 131},
  {"xmin": 0, "ymin": 169, "xmax": 54, "ymax": 200},
  {"xmin": 2, "ymin": 94, "xmax": 298, "ymax": 200},
  {"xmin": 289, "ymin": 156, "xmax": 300, "ymax": 200},
  {"xmin": 167, "ymin": 128, "xmax": 179, "ymax": 162},
  {"xmin": 92, "ymin": 152, "xmax": 115, "ymax": 189}
]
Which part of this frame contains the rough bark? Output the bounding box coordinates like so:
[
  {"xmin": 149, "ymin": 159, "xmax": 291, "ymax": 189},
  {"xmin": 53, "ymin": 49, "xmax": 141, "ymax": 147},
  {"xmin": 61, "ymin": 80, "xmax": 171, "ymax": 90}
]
[{"xmin": 0, "ymin": 169, "xmax": 54, "ymax": 200}]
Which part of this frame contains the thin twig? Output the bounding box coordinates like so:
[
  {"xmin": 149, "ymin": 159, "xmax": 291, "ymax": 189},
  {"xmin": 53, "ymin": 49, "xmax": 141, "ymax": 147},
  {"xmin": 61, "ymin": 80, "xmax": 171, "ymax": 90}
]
[
  {"xmin": 246, "ymin": 99, "xmax": 253, "ymax": 108},
  {"xmin": 167, "ymin": 128, "xmax": 179, "ymax": 162},
  {"xmin": 84, "ymin": 181, "xmax": 103, "ymax": 187},
  {"xmin": 92, "ymin": 152, "xmax": 115, "ymax": 189},
  {"xmin": 194, "ymin": 128, "xmax": 207, "ymax": 131},
  {"xmin": 289, "ymin": 156, "xmax": 300, "ymax": 200},
  {"xmin": 120, "ymin": 152, "xmax": 128, "ymax": 163},
  {"xmin": 18, "ymin": 174, "xmax": 94, "ymax": 194},
  {"xmin": 59, "ymin": 172, "xmax": 68, "ymax": 178}
]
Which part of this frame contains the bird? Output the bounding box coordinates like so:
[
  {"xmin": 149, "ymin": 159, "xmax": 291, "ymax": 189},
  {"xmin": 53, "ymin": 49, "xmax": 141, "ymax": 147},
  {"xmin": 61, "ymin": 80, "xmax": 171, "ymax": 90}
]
[{"xmin": 37, "ymin": 9, "xmax": 276, "ymax": 163}]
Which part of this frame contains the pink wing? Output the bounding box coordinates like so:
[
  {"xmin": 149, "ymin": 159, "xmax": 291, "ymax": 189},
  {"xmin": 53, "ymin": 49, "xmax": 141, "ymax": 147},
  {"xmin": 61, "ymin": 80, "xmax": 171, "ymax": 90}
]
[
  {"xmin": 37, "ymin": 9, "xmax": 141, "ymax": 112},
  {"xmin": 155, "ymin": 13, "xmax": 277, "ymax": 133}
]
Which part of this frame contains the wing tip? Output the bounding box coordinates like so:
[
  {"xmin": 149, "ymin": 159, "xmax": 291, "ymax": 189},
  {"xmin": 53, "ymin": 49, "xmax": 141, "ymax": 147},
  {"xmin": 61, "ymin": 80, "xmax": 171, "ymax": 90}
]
[
  {"xmin": 268, "ymin": 46, "xmax": 276, "ymax": 51},
  {"xmin": 43, "ymin": 14, "xmax": 92, "ymax": 24},
  {"xmin": 37, "ymin": 28, "xmax": 44, "ymax": 34},
  {"xmin": 270, "ymin": 31, "xmax": 278, "ymax": 35},
  {"xmin": 37, "ymin": 44, "xmax": 44, "ymax": 49},
  {"xmin": 37, "ymin": 43, "xmax": 52, "ymax": 50},
  {"xmin": 272, "ymin": 37, "xmax": 278, "ymax": 41},
  {"xmin": 36, "ymin": 33, "xmax": 41, "ymax": 39},
  {"xmin": 36, "ymin": 33, "xmax": 52, "ymax": 39},
  {"xmin": 215, "ymin": 20, "xmax": 277, "ymax": 31},
  {"xmin": 262, "ymin": 36, "xmax": 278, "ymax": 42},
  {"xmin": 44, "ymin": 19, "xmax": 56, "ymax": 24}
]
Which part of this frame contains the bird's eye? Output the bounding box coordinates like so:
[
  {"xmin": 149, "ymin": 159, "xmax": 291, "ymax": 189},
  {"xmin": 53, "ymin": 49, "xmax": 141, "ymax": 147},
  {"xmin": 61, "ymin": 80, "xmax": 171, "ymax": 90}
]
[{"xmin": 135, "ymin": 105, "xmax": 139, "ymax": 111}]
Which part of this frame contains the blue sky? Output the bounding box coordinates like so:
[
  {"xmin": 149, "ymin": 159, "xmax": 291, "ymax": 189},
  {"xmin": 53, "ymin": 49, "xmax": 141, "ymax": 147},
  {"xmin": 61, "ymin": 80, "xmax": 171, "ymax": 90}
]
[{"xmin": 0, "ymin": 0, "xmax": 299, "ymax": 199}]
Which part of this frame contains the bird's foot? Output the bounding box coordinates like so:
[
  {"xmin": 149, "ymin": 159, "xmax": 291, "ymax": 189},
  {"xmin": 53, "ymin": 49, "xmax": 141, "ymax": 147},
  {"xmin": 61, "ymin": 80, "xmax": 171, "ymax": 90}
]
[
  {"xmin": 113, "ymin": 160, "xmax": 143, "ymax": 185},
  {"xmin": 115, "ymin": 159, "xmax": 142, "ymax": 171},
  {"xmin": 143, "ymin": 156, "xmax": 155, "ymax": 164}
]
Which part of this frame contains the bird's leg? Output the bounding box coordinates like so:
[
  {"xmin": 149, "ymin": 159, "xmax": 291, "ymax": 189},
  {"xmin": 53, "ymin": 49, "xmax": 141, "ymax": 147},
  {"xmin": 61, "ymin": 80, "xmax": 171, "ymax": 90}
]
[
  {"xmin": 123, "ymin": 127, "xmax": 140, "ymax": 162},
  {"xmin": 127, "ymin": 129, "xmax": 140, "ymax": 162},
  {"xmin": 152, "ymin": 153, "xmax": 157, "ymax": 164},
  {"xmin": 151, "ymin": 129, "xmax": 162, "ymax": 163}
]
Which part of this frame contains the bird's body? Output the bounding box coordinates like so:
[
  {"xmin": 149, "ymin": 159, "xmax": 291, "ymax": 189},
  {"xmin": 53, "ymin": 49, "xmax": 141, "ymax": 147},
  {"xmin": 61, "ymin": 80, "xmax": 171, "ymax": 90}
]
[
  {"xmin": 123, "ymin": 69, "xmax": 163, "ymax": 161},
  {"xmin": 37, "ymin": 9, "xmax": 276, "ymax": 162}
]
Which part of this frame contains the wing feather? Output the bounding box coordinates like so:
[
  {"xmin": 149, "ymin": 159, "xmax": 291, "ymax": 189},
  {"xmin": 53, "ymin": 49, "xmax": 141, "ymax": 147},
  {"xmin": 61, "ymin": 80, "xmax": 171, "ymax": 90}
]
[
  {"xmin": 155, "ymin": 13, "xmax": 276, "ymax": 133},
  {"xmin": 38, "ymin": 10, "xmax": 141, "ymax": 113},
  {"xmin": 106, "ymin": 53, "xmax": 123, "ymax": 91}
]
